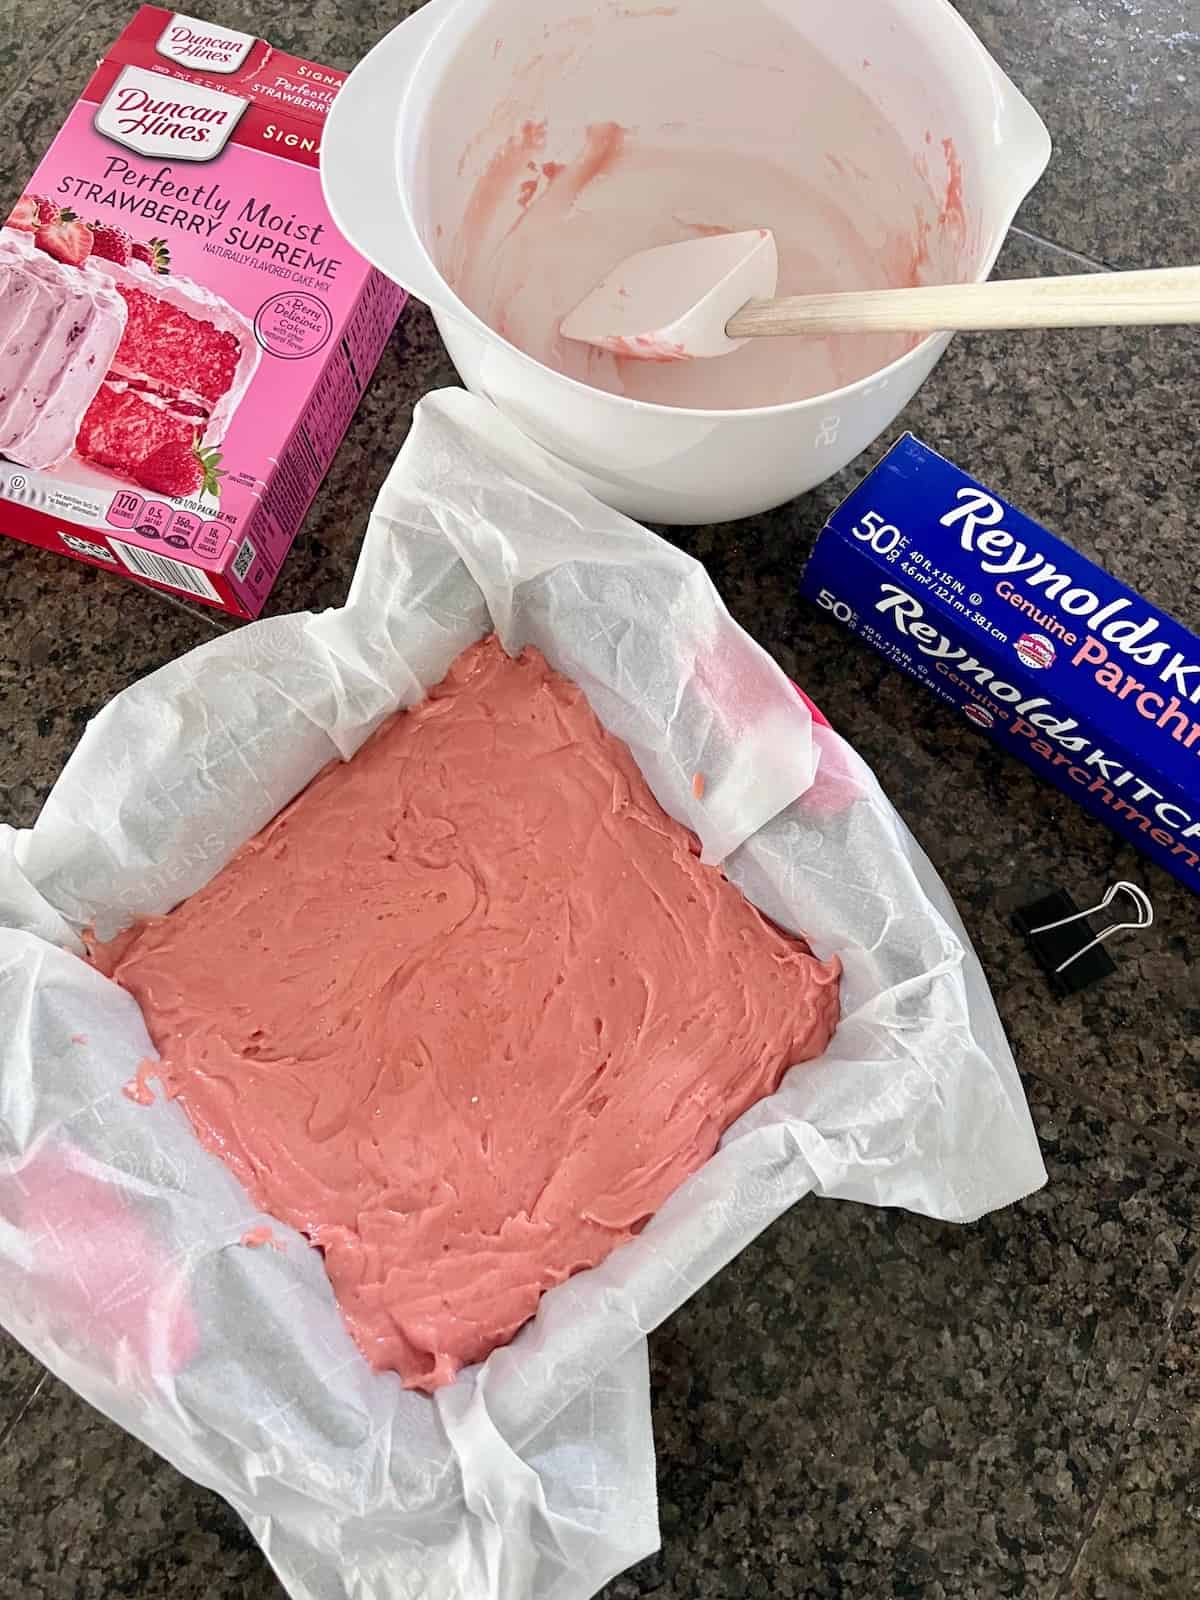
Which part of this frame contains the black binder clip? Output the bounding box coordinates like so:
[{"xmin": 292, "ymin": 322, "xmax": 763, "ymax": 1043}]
[{"xmin": 1012, "ymin": 880, "xmax": 1154, "ymax": 997}]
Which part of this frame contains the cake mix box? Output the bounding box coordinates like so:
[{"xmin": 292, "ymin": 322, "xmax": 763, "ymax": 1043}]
[
  {"xmin": 0, "ymin": 6, "xmax": 407, "ymax": 617},
  {"xmin": 802, "ymin": 436, "xmax": 1200, "ymax": 895}
]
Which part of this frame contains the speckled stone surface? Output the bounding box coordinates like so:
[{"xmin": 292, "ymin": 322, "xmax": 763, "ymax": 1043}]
[
  {"xmin": 955, "ymin": 0, "xmax": 1200, "ymax": 269},
  {"xmin": 1067, "ymin": 1275, "xmax": 1200, "ymax": 1600},
  {"xmin": 0, "ymin": 1345, "xmax": 44, "ymax": 1441},
  {"xmin": 0, "ymin": 0, "xmax": 87, "ymax": 111},
  {"xmin": 0, "ymin": 1380, "xmax": 278, "ymax": 1598},
  {"xmin": 2, "ymin": 2, "xmax": 1199, "ymax": 1598},
  {"xmin": 0, "ymin": 546, "xmax": 224, "ymax": 826},
  {"xmin": 601, "ymin": 1084, "xmax": 1200, "ymax": 1600}
]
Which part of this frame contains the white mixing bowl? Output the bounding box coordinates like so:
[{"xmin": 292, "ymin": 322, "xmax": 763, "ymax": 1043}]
[{"xmin": 323, "ymin": 0, "xmax": 1050, "ymax": 523}]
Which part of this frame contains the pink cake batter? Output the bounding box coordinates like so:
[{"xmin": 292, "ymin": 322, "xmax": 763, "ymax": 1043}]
[
  {"xmin": 88, "ymin": 637, "xmax": 841, "ymax": 1391},
  {"xmin": 441, "ymin": 15, "xmax": 971, "ymax": 411}
]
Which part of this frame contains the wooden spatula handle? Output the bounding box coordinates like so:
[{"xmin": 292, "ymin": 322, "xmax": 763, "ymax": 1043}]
[{"xmin": 725, "ymin": 266, "xmax": 1200, "ymax": 338}]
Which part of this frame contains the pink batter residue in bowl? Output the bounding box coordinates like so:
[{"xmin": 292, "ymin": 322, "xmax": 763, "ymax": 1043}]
[{"xmin": 440, "ymin": 8, "xmax": 973, "ymax": 411}]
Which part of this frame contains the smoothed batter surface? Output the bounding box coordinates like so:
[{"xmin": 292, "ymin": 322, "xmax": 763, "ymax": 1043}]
[{"xmin": 89, "ymin": 638, "xmax": 840, "ymax": 1390}]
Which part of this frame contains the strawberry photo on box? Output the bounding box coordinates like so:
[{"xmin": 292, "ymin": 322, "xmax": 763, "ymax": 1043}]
[{"xmin": 1, "ymin": 201, "xmax": 257, "ymax": 492}]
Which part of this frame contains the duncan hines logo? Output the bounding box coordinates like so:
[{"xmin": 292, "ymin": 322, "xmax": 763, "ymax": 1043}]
[
  {"xmin": 95, "ymin": 65, "xmax": 248, "ymax": 162},
  {"xmin": 156, "ymin": 13, "xmax": 256, "ymax": 73},
  {"xmin": 940, "ymin": 487, "xmax": 1200, "ymax": 703}
]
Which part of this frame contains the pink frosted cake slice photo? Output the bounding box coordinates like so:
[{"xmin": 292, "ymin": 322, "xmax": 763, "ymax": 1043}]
[
  {"xmin": 0, "ymin": 226, "xmax": 126, "ymax": 470},
  {"xmin": 78, "ymin": 254, "xmax": 260, "ymax": 478},
  {"xmin": 0, "ymin": 222, "xmax": 260, "ymax": 480}
]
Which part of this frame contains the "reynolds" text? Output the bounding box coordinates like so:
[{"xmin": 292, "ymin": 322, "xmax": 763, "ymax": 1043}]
[{"xmin": 940, "ymin": 486, "xmax": 1200, "ymax": 699}]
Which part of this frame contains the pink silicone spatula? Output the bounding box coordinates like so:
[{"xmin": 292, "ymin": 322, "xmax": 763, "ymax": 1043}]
[{"xmin": 560, "ymin": 229, "xmax": 1200, "ymax": 361}]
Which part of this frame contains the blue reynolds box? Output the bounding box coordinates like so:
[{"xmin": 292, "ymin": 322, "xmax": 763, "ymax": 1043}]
[{"xmin": 802, "ymin": 435, "xmax": 1200, "ymax": 895}]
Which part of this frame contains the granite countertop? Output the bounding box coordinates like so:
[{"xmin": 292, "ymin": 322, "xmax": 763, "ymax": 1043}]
[{"xmin": 1, "ymin": 2, "xmax": 1198, "ymax": 1596}]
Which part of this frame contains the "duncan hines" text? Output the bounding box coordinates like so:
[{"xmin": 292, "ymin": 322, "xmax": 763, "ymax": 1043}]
[{"xmin": 108, "ymin": 84, "xmax": 231, "ymax": 144}]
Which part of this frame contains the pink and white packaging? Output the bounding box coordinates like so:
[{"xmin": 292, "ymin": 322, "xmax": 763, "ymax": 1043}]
[
  {"xmin": 0, "ymin": 6, "xmax": 406, "ymax": 617},
  {"xmin": 0, "ymin": 391, "xmax": 1044, "ymax": 1600}
]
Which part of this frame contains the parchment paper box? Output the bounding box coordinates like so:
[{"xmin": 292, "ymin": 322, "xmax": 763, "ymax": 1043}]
[{"xmin": 802, "ymin": 435, "xmax": 1200, "ymax": 895}]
